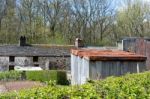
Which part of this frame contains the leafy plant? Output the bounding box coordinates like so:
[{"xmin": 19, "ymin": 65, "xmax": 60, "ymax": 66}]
[
  {"xmin": 0, "ymin": 71, "xmax": 22, "ymax": 81},
  {"xmin": 26, "ymin": 70, "xmax": 68, "ymax": 85},
  {"xmin": 2, "ymin": 71, "xmax": 150, "ymax": 98}
]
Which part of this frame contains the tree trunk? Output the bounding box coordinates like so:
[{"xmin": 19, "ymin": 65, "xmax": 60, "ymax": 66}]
[{"xmin": 0, "ymin": 19, "xmax": 1, "ymax": 31}]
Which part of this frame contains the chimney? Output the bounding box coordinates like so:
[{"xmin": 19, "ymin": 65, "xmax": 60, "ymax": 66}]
[
  {"xmin": 19, "ymin": 36, "xmax": 26, "ymax": 46},
  {"xmin": 75, "ymin": 38, "xmax": 84, "ymax": 48}
]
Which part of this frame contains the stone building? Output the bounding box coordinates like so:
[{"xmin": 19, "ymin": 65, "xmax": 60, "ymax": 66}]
[{"xmin": 0, "ymin": 36, "xmax": 72, "ymax": 71}]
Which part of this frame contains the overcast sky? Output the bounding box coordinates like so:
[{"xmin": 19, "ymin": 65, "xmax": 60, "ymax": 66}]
[{"xmin": 114, "ymin": 0, "xmax": 150, "ymax": 11}]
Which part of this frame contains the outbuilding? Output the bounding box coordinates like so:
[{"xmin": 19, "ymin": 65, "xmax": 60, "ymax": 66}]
[
  {"xmin": 71, "ymin": 49, "xmax": 147, "ymax": 85},
  {"xmin": 122, "ymin": 37, "xmax": 150, "ymax": 69}
]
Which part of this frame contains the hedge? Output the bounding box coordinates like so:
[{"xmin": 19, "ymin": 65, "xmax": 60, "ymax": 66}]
[
  {"xmin": 0, "ymin": 71, "xmax": 22, "ymax": 81},
  {"xmin": 1, "ymin": 71, "xmax": 150, "ymax": 98},
  {"xmin": 0, "ymin": 70, "xmax": 68, "ymax": 85},
  {"xmin": 26, "ymin": 70, "xmax": 68, "ymax": 85}
]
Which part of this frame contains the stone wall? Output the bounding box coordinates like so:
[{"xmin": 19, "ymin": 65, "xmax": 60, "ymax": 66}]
[
  {"xmin": 0, "ymin": 56, "xmax": 70, "ymax": 71},
  {"xmin": 42, "ymin": 57, "xmax": 70, "ymax": 70},
  {"xmin": 0, "ymin": 57, "xmax": 9, "ymax": 71}
]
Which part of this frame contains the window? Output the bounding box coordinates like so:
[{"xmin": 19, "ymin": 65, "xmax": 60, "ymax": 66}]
[
  {"xmin": 33, "ymin": 56, "xmax": 38, "ymax": 62},
  {"xmin": 9, "ymin": 56, "xmax": 15, "ymax": 62},
  {"xmin": 9, "ymin": 65, "xmax": 14, "ymax": 70},
  {"xmin": 34, "ymin": 64, "xmax": 39, "ymax": 67}
]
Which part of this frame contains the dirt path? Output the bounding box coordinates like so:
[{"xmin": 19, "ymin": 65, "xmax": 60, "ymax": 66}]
[
  {"xmin": 0, "ymin": 81, "xmax": 43, "ymax": 93},
  {"xmin": 0, "ymin": 85, "xmax": 7, "ymax": 93}
]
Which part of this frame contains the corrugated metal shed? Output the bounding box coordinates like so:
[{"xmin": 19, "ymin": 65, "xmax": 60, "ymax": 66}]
[
  {"xmin": 71, "ymin": 48, "xmax": 147, "ymax": 85},
  {"xmin": 146, "ymin": 42, "xmax": 150, "ymax": 69},
  {"xmin": 122, "ymin": 37, "xmax": 150, "ymax": 69}
]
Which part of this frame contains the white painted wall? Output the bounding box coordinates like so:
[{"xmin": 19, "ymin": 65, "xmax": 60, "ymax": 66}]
[
  {"xmin": 71, "ymin": 54, "xmax": 78, "ymax": 85},
  {"xmin": 77, "ymin": 56, "xmax": 82, "ymax": 84},
  {"xmin": 71, "ymin": 54, "xmax": 90, "ymax": 85}
]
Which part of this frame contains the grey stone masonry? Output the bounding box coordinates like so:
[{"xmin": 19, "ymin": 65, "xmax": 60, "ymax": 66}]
[{"xmin": 0, "ymin": 45, "xmax": 74, "ymax": 71}]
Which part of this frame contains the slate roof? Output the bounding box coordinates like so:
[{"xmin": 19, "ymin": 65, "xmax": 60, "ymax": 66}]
[{"xmin": 0, "ymin": 45, "xmax": 73, "ymax": 57}]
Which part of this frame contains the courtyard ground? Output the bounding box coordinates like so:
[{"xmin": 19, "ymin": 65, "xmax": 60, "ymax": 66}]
[{"xmin": 0, "ymin": 81, "xmax": 43, "ymax": 93}]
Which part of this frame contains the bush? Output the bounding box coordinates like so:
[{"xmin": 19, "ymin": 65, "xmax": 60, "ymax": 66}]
[
  {"xmin": 0, "ymin": 71, "xmax": 22, "ymax": 81},
  {"xmin": 1, "ymin": 71, "xmax": 150, "ymax": 98},
  {"xmin": 26, "ymin": 70, "xmax": 68, "ymax": 85},
  {"xmin": 0, "ymin": 70, "xmax": 68, "ymax": 85},
  {"xmin": 57, "ymin": 70, "xmax": 69, "ymax": 85}
]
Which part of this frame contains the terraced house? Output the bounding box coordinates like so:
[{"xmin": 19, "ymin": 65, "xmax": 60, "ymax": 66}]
[{"xmin": 0, "ymin": 36, "xmax": 72, "ymax": 71}]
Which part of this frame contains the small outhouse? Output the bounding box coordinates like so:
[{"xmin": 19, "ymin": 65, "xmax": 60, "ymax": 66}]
[{"xmin": 71, "ymin": 49, "xmax": 147, "ymax": 85}]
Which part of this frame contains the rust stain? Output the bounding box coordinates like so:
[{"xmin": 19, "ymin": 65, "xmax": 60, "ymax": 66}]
[{"xmin": 71, "ymin": 49, "xmax": 147, "ymax": 61}]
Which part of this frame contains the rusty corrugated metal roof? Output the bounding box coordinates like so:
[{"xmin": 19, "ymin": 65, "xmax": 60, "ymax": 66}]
[{"xmin": 71, "ymin": 49, "xmax": 147, "ymax": 61}]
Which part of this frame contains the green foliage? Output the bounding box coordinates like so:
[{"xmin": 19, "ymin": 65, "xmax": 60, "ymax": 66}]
[
  {"xmin": 0, "ymin": 70, "xmax": 68, "ymax": 85},
  {"xmin": 26, "ymin": 70, "xmax": 56, "ymax": 82},
  {"xmin": 96, "ymin": 72, "xmax": 150, "ymax": 99},
  {"xmin": 0, "ymin": 71, "xmax": 22, "ymax": 81},
  {"xmin": 26, "ymin": 70, "xmax": 68, "ymax": 85},
  {"xmin": 2, "ymin": 71, "xmax": 150, "ymax": 98},
  {"xmin": 116, "ymin": 0, "xmax": 150, "ymax": 37},
  {"xmin": 0, "ymin": 0, "xmax": 150, "ymax": 46},
  {"xmin": 56, "ymin": 70, "xmax": 69, "ymax": 85},
  {"xmin": 46, "ymin": 33, "xmax": 68, "ymax": 45}
]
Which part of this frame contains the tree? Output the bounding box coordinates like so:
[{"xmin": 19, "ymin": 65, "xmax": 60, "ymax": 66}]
[
  {"xmin": 116, "ymin": 0, "xmax": 150, "ymax": 38},
  {"xmin": 0, "ymin": 0, "xmax": 6, "ymax": 31}
]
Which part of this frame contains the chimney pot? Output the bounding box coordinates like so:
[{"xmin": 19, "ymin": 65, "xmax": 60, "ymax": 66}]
[
  {"xmin": 19, "ymin": 36, "xmax": 26, "ymax": 46},
  {"xmin": 75, "ymin": 38, "xmax": 84, "ymax": 48}
]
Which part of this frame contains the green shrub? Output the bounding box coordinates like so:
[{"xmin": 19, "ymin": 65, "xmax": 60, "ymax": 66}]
[
  {"xmin": 0, "ymin": 70, "xmax": 68, "ymax": 85},
  {"xmin": 57, "ymin": 70, "xmax": 69, "ymax": 85},
  {"xmin": 0, "ymin": 71, "xmax": 22, "ymax": 81},
  {"xmin": 26, "ymin": 70, "xmax": 68, "ymax": 85},
  {"xmin": 2, "ymin": 71, "xmax": 150, "ymax": 98}
]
